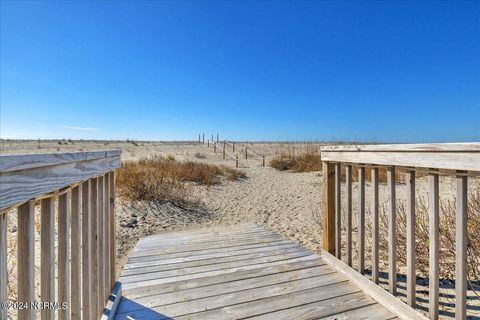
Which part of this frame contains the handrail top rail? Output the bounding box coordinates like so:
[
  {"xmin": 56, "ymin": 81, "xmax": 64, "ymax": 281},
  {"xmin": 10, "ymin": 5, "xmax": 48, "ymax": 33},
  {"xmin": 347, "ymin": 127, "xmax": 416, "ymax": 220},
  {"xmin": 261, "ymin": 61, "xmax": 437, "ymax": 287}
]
[
  {"xmin": 0, "ymin": 149, "xmax": 121, "ymax": 173},
  {"xmin": 0, "ymin": 149, "xmax": 121, "ymax": 211},
  {"xmin": 320, "ymin": 143, "xmax": 480, "ymax": 172},
  {"xmin": 320, "ymin": 142, "xmax": 480, "ymax": 153}
]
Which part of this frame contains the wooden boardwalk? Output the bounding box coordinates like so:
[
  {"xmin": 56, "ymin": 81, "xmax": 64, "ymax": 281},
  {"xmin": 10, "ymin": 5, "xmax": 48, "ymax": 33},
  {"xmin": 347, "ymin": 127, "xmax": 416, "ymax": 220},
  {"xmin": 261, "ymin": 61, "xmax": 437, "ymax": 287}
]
[{"xmin": 113, "ymin": 224, "xmax": 398, "ymax": 320}]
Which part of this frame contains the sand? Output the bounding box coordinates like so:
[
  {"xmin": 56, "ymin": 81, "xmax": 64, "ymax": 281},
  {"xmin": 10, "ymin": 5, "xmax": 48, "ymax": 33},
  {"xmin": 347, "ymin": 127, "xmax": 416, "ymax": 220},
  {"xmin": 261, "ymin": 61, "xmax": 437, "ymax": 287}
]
[{"xmin": 1, "ymin": 139, "xmax": 479, "ymax": 319}]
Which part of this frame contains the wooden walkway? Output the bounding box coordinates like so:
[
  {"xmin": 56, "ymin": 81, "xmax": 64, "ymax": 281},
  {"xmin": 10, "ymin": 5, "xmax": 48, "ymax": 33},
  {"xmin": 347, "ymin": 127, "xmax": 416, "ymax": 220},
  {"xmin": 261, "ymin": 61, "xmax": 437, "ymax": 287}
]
[{"xmin": 113, "ymin": 224, "xmax": 398, "ymax": 320}]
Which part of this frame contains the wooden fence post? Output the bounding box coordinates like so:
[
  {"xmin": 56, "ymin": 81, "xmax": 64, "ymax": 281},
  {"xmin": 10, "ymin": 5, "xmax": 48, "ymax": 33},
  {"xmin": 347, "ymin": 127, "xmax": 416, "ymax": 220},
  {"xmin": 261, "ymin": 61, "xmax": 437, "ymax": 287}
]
[
  {"xmin": 236, "ymin": 156, "xmax": 239, "ymax": 168},
  {"xmin": 245, "ymin": 147, "xmax": 248, "ymax": 159},
  {"xmin": 214, "ymin": 143, "xmax": 216, "ymax": 153},
  {"xmin": 233, "ymin": 142, "xmax": 235, "ymax": 152},
  {"xmin": 322, "ymin": 161, "xmax": 335, "ymax": 255},
  {"xmin": 262, "ymin": 156, "xmax": 265, "ymax": 167}
]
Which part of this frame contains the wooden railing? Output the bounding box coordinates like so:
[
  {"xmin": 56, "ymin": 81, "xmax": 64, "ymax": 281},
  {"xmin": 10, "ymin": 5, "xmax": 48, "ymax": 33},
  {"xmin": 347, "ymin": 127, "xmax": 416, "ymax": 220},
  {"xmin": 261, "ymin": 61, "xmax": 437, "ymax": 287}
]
[
  {"xmin": 0, "ymin": 150, "xmax": 121, "ymax": 320},
  {"xmin": 320, "ymin": 143, "xmax": 480, "ymax": 320}
]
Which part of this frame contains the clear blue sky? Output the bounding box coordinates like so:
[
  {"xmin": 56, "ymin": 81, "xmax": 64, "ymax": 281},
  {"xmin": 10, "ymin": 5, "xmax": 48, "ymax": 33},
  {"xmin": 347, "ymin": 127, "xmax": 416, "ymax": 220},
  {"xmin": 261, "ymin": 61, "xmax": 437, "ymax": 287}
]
[{"xmin": 1, "ymin": 1, "xmax": 479, "ymax": 142}]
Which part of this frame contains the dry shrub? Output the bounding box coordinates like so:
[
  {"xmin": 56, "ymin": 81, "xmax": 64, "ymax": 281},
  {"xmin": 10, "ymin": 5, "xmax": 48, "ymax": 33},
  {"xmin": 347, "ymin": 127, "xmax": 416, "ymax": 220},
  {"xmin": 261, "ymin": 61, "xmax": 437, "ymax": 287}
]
[
  {"xmin": 270, "ymin": 152, "xmax": 322, "ymax": 172},
  {"xmin": 374, "ymin": 187, "xmax": 480, "ymax": 295},
  {"xmin": 194, "ymin": 152, "xmax": 206, "ymax": 159},
  {"xmin": 117, "ymin": 155, "xmax": 245, "ymax": 205}
]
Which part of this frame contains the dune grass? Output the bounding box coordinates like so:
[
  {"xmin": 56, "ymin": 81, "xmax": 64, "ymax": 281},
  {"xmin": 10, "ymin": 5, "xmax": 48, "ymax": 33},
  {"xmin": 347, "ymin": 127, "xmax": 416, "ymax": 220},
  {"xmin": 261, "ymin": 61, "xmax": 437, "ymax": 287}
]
[{"xmin": 117, "ymin": 155, "xmax": 245, "ymax": 205}]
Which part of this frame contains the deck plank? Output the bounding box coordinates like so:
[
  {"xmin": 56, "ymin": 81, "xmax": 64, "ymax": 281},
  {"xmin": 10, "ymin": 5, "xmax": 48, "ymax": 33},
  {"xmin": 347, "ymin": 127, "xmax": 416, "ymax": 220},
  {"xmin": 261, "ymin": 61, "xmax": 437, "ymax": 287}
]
[{"xmin": 114, "ymin": 224, "xmax": 398, "ymax": 320}]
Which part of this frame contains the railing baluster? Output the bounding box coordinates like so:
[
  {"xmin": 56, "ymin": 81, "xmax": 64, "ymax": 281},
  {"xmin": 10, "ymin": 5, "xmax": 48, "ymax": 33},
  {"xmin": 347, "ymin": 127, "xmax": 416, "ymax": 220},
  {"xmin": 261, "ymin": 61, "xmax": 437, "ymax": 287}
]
[
  {"xmin": 455, "ymin": 172, "xmax": 467, "ymax": 319},
  {"xmin": 98, "ymin": 175, "xmax": 105, "ymax": 315},
  {"xmin": 109, "ymin": 171, "xmax": 116, "ymax": 288},
  {"xmin": 58, "ymin": 192, "xmax": 71, "ymax": 320},
  {"xmin": 0, "ymin": 212, "xmax": 8, "ymax": 320},
  {"xmin": 371, "ymin": 167, "xmax": 379, "ymax": 284},
  {"xmin": 346, "ymin": 164, "xmax": 352, "ymax": 267},
  {"xmin": 41, "ymin": 198, "xmax": 55, "ymax": 320},
  {"xmin": 104, "ymin": 173, "xmax": 111, "ymax": 296},
  {"xmin": 91, "ymin": 178, "xmax": 99, "ymax": 319},
  {"xmin": 82, "ymin": 180, "xmax": 92, "ymax": 320},
  {"xmin": 387, "ymin": 166, "xmax": 397, "ymax": 295},
  {"xmin": 358, "ymin": 166, "xmax": 365, "ymax": 274},
  {"xmin": 18, "ymin": 201, "xmax": 35, "ymax": 320},
  {"xmin": 335, "ymin": 163, "xmax": 341, "ymax": 259},
  {"xmin": 406, "ymin": 170, "xmax": 416, "ymax": 307},
  {"xmin": 429, "ymin": 172, "xmax": 439, "ymax": 320},
  {"xmin": 71, "ymin": 186, "xmax": 81, "ymax": 320}
]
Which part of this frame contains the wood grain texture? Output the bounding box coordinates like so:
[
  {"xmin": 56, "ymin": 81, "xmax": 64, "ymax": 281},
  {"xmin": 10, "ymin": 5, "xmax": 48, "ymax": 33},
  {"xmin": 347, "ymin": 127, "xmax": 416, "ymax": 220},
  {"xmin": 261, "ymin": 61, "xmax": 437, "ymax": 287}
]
[
  {"xmin": 321, "ymin": 143, "xmax": 480, "ymax": 171},
  {"xmin": 109, "ymin": 171, "xmax": 116, "ymax": 287},
  {"xmin": 17, "ymin": 201, "xmax": 35, "ymax": 320},
  {"xmin": 358, "ymin": 166, "xmax": 365, "ymax": 274},
  {"xmin": 40, "ymin": 198, "xmax": 55, "ymax": 320},
  {"xmin": 81, "ymin": 180, "xmax": 92, "ymax": 320},
  {"xmin": 406, "ymin": 170, "xmax": 416, "ymax": 308},
  {"xmin": 387, "ymin": 167, "xmax": 397, "ymax": 296},
  {"xmin": 91, "ymin": 178, "xmax": 99, "ymax": 319},
  {"xmin": 346, "ymin": 164, "xmax": 352, "ymax": 267},
  {"xmin": 104, "ymin": 173, "xmax": 111, "ymax": 297},
  {"xmin": 335, "ymin": 163, "xmax": 341, "ymax": 259},
  {"xmin": 322, "ymin": 250, "xmax": 427, "ymax": 320},
  {"xmin": 70, "ymin": 186, "xmax": 81, "ymax": 320},
  {"xmin": 98, "ymin": 176, "xmax": 105, "ymax": 316},
  {"xmin": 58, "ymin": 192, "xmax": 71, "ymax": 320},
  {"xmin": 322, "ymin": 161, "xmax": 336, "ymax": 254},
  {"xmin": 0, "ymin": 213, "xmax": 7, "ymax": 320},
  {"xmin": 371, "ymin": 167, "xmax": 379, "ymax": 284},
  {"xmin": 113, "ymin": 224, "xmax": 399, "ymax": 320},
  {"xmin": 455, "ymin": 172, "xmax": 467, "ymax": 320},
  {"xmin": 429, "ymin": 173, "xmax": 439, "ymax": 320},
  {"xmin": 0, "ymin": 150, "xmax": 121, "ymax": 210}
]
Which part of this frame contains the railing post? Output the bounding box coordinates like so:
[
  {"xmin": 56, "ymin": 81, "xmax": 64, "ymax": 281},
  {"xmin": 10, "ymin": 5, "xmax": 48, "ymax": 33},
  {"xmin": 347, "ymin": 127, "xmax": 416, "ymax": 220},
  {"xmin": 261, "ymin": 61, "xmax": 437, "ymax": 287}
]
[
  {"xmin": 71, "ymin": 186, "xmax": 81, "ymax": 320},
  {"xmin": 406, "ymin": 170, "xmax": 416, "ymax": 307},
  {"xmin": 322, "ymin": 161, "xmax": 336, "ymax": 255},
  {"xmin": 429, "ymin": 172, "xmax": 439, "ymax": 319},
  {"xmin": 82, "ymin": 180, "xmax": 92, "ymax": 320},
  {"xmin": 335, "ymin": 163, "xmax": 341, "ymax": 259},
  {"xmin": 387, "ymin": 166, "xmax": 397, "ymax": 296}
]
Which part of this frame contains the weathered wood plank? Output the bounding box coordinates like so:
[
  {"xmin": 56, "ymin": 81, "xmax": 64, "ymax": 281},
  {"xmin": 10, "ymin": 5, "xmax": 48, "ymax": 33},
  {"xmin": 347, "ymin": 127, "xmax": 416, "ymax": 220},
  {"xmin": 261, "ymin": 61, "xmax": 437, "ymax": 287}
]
[
  {"xmin": 120, "ymin": 250, "xmax": 314, "ymax": 284},
  {"xmin": 70, "ymin": 186, "xmax": 81, "ymax": 320},
  {"xmin": 40, "ymin": 198, "xmax": 55, "ymax": 320},
  {"xmin": 122, "ymin": 246, "xmax": 309, "ymax": 276},
  {"xmin": 0, "ymin": 150, "xmax": 121, "ymax": 211},
  {"xmin": 130, "ymin": 237, "xmax": 288, "ymax": 258},
  {"xmin": 104, "ymin": 173, "xmax": 111, "ymax": 297},
  {"xmin": 335, "ymin": 163, "xmax": 341, "ymax": 259},
  {"xmin": 346, "ymin": 164, "xmax": 352, "ymax": 267},
  {"xmin": 322, "ymin": 250, "xmax": 428, "ymax": 320},
  {"xmin": 81, "ymin": 180, "xmax": 92, "ymax": 320},
  {"xmin": 323, "ymin": 161, "xmax": 336, "ymax": 254},
  {"xmin": 0, "ymin": 212, "xmax": 7, "ymax": 320},
  {"xmin": 17, "ymin": 201, "xmax": 35, "ymax": 320},
  {"xmin": 406, "ymin": 170, "xmax": 416, "ymax": 308},
  {"xmin": 58, "ymin": 192, "xmax": 71, "ymax": 320},
  {"xmin": 358, "ymin": 166, "xmax": 365, "ymax": 274},
  {"xmin": 91, "ymin": 178, "xmax": 99, "ymax": 319},
  {"xmin": 122, "ymin": 255, "xmax": 319, "ymax": 291},
  {"xmin": 387, "ymin": 166, "xmax": 397, "ymax": 296},
  {"xmin": 0, "ymin": 149, "xmax": 121, "ymax": 173},
  {"xmin": 125, "ymin": 242, "xmax": 303, "ymax": 270},
  {"xmin": 124, "ymin": 264, "xmax": 335, "ymax": 309},
  {"xmin": 109, "ymin": 171, "xmax": 116, "ymax": 288},
  {"xmin": 319, "ymin": 302, "xmax": 398, "ymax": 320},
  {"xmin": 98, "ymin": 175, "xmax": 105, "ymax": 315},
  {"xmin": 320, "ymin": 143, "xmax": 480, "ymax": 171},
  {"xmin": 455, "ymin": 172, "xmax": 468, "ymax": 320},
  {"xmin": 118, "ymin": 278, "xmax": 353, "ymax": 319},
  {"xmin": 123, "ymin": 258, "xmax": 323, "ymax": 298},
  {"xmin": 429, "ymin": 173, "xmax": 439, "ymax": 320},
  {"xmin": 372, "ymin": 167, "xmax": 379, "ymax": 284}
]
